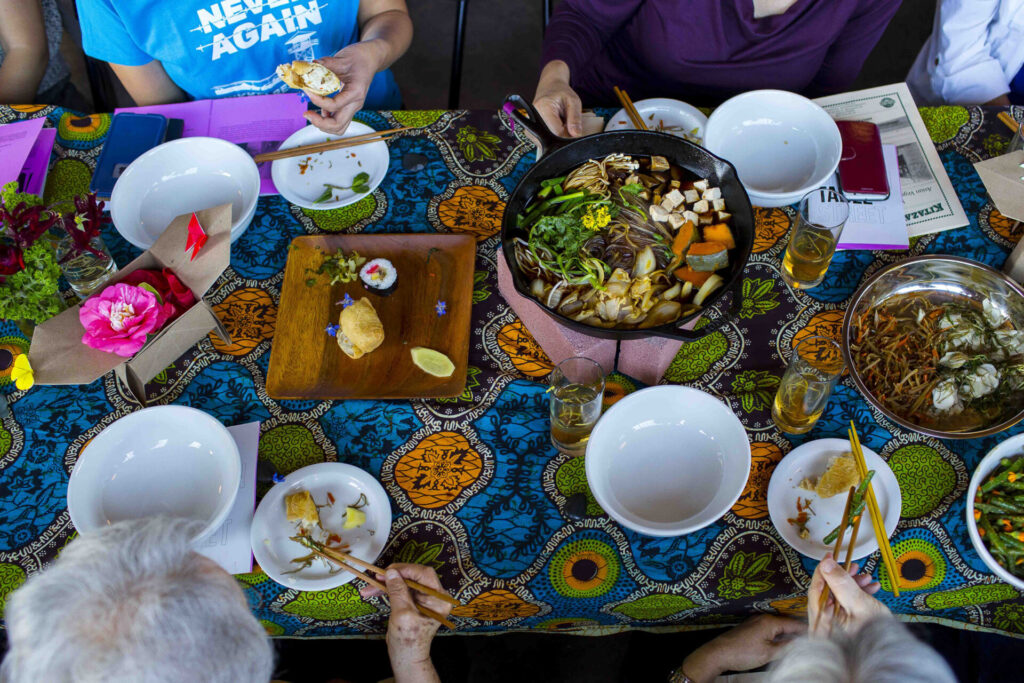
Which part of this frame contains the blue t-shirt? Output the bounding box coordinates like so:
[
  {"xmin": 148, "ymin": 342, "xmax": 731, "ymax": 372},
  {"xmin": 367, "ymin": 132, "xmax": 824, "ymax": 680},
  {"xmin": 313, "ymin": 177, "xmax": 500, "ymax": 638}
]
[{"xmin": 75, "ymin": 0, "xmax": 400, "ymax": 107}]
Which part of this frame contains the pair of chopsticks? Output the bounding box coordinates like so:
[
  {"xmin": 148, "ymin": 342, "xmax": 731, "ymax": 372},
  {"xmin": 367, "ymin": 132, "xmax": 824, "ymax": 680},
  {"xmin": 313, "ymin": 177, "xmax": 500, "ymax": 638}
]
[
  {"xmin": 299, "ymin": 538, "xmax": 458, "ymax": 629},
  {"xmin": 813, "ymin": 485, "xmax": 864, "ymax": 634},
  {"xmin": 848, "ymin": 421, "xmax": 900, "ymax": 597},
  {"xmin": 997, "ymin": 111, "xmax": 1021, "ymax": 136},
  {"xmin": 253, "ymin": 126, "xmax": 410, "ymax": 163},
  {"xmin": 613, "ymin": 86, "xmax": 647, "ymax": 131}
]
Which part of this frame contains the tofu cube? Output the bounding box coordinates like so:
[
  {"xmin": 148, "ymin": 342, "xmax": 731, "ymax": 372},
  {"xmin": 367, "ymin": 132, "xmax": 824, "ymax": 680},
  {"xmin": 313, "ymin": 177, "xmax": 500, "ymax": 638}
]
[
  {"xmin": 669, "ymin": 180, "xmax": 681, "ymax": 189},
  {"xmin": 716, "ymin": 210, "xmax": 732, "ymax": 223},
  {"xmin": 701, "ymin": 186, "xmax": 722, "ymax": 201},
  {"xmin": 698, "ymin": 213, "xmax": 714, "ymax": 226},
  {"xmin": 649, "ymin": 204, "xmax": 670, "ymax": 223},
  {"xmin": 663, "ymin": 189, "xmax": 684, "ymax": 210},
  {"xmin": 667, "ymin": 213, "xmax": 684, "ymax": 230},
  {"xmin": 693, "ymin": 179, "xmax": 709, "ymax": 192},
  {"xmin": 712, "ymin": 197, "xmax": 726, "ymax": 212},
  {"xmin": 692, "ymin": 199, "xmax": 709, "ymax": 214},
  {"xmin": 650, "ymin": 155, "xmax": 670, "ymax": 172},
  {"xmin": 683, "ymin": 210, "xmax": 699, "ymax": 226},
  {"xmin": 684, "ymin": 189, "xmax": 700, "ymax": 204}
]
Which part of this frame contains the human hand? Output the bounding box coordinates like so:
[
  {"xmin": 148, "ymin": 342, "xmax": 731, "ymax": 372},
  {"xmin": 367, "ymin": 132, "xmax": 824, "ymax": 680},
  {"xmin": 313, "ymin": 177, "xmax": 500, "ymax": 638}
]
[
  {"xmin": 808, "ymin": 554, "xmax": 888, "ymax": 636},
  {"xmin": 680, "ymin": 614, "xmax": 806, "ymax": 683},
  {"xmin": 532, "ymin": 60, "xmax": 583, "ymax": 138},
  {"xmin": 306, "ymin": 40, "xmax": 387, "ymax": 134},
  {"xmin": 381, "ymin": 564, "xmax": 452, "ymax": 675}
]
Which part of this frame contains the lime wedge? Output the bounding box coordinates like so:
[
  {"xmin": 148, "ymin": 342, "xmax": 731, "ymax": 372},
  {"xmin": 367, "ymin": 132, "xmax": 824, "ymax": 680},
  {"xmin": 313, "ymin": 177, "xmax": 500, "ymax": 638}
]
[
  {"xmin": 342, "ymin": 506, "xmax": 366, "ymax": 529},
  {"xmin": 411, "ymin": 347, "xmax": 455, "ymax": 377}
]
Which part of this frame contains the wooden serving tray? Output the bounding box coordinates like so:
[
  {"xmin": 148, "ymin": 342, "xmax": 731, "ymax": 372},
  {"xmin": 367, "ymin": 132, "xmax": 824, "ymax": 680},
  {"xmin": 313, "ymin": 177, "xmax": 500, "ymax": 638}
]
[{"xmin": 266, "ymin": 234, "xmax": 475, "ymax": 399}]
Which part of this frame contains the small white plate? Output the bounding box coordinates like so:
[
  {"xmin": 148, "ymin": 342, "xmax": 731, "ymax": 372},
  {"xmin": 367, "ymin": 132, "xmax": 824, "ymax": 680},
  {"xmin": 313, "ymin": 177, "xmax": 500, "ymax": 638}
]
[
  {"xmin": 250, "ymin": 462, "xmax": 391, "ymax": 591},
  {"xmin": 271, "ymin": 122, "xmax": 390, "ymax": 210},
  {"xmin": 605, "ymin": 98, "xmax": 708, "ymax": 144},
  {"xmin": 767, "ymin": 438, "xmax": 901, "ymax": 560}
]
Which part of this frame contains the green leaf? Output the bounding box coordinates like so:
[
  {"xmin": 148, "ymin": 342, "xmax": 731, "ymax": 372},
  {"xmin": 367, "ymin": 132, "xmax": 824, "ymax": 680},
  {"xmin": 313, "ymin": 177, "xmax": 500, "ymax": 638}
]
[
  {"xmin": 313, "ymin": 186, "xmax": 334, "ymax": 204},
  {"xmin": 137, "ymin": 282, "xmax": 164, "ymax": 304},
  {"xmin": 353, "ymin": 172, "xmax": 370, "ymax": 185}
]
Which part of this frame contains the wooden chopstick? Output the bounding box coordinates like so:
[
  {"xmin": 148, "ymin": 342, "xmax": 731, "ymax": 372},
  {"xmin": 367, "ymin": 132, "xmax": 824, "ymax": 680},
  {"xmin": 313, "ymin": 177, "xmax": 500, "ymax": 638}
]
[
  {"xmin": 998, "ymin": 111, "xmax": 1021, "ymax": 135},
  {"xmin": 833, "ymin": 510, "xmax": 865, "ymax": 631},
  {"xmin": 301, "ymin": 542, "xmax": 457, "ymax": 629},
  {"xmin": 613, "ymin": 86, "xmax": 647, "ymax": 131},
  {"xmin": 330, "ymin": 548, "xmax": 459, "ymax": 607},
  {"xmin": 848, "ymin": 422, "xmax": 900, "ymax": 597},
  {"xmin": 253, "ymin": 126, "xmax": 409, "ymax": 163},
  {"xmin": 814, "ymin": 486, "xmax": 857, "ymax": 633}
]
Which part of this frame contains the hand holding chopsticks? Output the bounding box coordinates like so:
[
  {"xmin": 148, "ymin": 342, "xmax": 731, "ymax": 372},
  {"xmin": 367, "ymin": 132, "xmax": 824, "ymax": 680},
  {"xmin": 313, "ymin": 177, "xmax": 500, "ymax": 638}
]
[{"xmin": 296, "ymin": 537, "xmax": 458, "ymax": 630}]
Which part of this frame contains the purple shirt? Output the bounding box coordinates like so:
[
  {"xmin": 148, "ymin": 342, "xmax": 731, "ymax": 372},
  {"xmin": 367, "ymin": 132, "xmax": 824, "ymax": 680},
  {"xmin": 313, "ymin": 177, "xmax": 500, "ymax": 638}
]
[{"xmin": 541, "ymin": 0, "xmax": 901, "ymax": 106}]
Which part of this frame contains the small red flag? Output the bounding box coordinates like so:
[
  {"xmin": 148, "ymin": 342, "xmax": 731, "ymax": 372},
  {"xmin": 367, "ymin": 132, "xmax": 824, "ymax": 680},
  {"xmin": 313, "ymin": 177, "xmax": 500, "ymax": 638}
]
[{"xmin": 185, "ymin": 212, "xmax": 208, "ymax": 261}]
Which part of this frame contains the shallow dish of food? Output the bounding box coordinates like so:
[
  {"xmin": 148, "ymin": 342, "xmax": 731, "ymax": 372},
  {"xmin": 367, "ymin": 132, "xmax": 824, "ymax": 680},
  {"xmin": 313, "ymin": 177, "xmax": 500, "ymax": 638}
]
[
  {"xmin": 271, "ymin": 122, "xmax": 389, "ymax": 210},
  {"xmin": 704, "ymin": 90, "xmax": 841, "ymax": 208},
  {"xmin": 67, "ymin": 406, "xmax": 240, "ymax": 543},
  {"xmin": 250, "ymin": 462, "xmax": 390, "ymax": 591},
  {"xmin": 966, "ymin": 433, "xmax": 1024, "ymax": 589},
  {"xmin": 605, "ymin": 97, "xmax": 708, "ymax": 144},
  {"xmin": 502, "ymin": 95, "xmax": 754, "ymax": 341},
  {"xmin": 266, "ymin": 234, "xmax": 474, "ymax": 399},
  {"xmin": 843, "ymin": 256, "xmax": 1024, "ymax": 439},
  {"xmin": 585, "ymin": 385, "xmax": 750, "ymax": 536},
  {"xmin": 767, "ymin": 438, "xmax": 900, "ymax": 560}
]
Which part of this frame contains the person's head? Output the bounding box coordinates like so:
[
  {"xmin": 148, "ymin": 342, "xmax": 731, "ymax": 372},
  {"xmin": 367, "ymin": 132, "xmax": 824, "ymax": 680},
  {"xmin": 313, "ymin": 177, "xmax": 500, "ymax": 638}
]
[
  {"xmin": 2, "ymin": 517, "xmax": 274, "ymax": 683},
  {"xmin": 766, "ymin": 616, "xmax": 956, "ymax": 683}
]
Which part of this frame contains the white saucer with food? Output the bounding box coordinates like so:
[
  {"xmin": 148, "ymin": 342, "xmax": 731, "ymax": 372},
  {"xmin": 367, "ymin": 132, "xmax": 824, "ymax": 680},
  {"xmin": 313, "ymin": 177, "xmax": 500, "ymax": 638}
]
[
  {"xmin": 250, "ymin": 462, "xmax": 391, "ymax": 591},
  {"xmin": 271, "ymin": 121, "xmax": 390, "ymax": 210},
  {"xmin": 767, "ymin": 438, "xmax": 901, "ymax": 560},
  {"xmin": 604, "ymin": 97, "xmax": 708, "ymax": 144}
]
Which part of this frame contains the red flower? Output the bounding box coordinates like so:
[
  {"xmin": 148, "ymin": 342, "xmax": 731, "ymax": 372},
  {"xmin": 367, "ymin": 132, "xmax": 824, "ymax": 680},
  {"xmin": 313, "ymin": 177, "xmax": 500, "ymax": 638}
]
[
  {"xmin": 119, "ymin": 268, "xmax": 196, "ymax": 325},
  {"xmin": 0, "ymin": 202, "xmax": 58, "ymax": 250},
  {"xmin": 0, "ymin": 244, "xmax": 25, "ymax": 283}
]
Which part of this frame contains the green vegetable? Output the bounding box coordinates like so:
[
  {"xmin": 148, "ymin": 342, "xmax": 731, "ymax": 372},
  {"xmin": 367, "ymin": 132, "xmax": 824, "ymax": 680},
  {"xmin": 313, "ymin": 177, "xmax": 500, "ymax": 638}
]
[
  {"xmin": 312, "ymin": 173, "xmax": 373, "ymax": 203},
  {"xmin": 822, "ymin": 471, "xmax": 875, "ymax": 545},
  {"xmin": 976, "ymin": 455, "xmax": 1024, "ymax": 577},
  {"xmin": 0, "ymin": 242, "xmax": 63, "ymax": 324},
  {"xmin": 305, "ymin": 249, "xmax": 367, "ymax": 286}
]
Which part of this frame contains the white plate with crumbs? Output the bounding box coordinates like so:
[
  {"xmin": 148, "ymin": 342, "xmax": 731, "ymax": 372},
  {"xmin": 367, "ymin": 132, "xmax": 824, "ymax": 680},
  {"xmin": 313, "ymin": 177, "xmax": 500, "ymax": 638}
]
[
  {"xmin": 605, "ymin": 98, "xmax": 708, "ymax": 144},
  {"xmin": 271, "ymin": 121, "xmax": 390, "ymax": 210},
  {"xmin": 250, "ymin": 462, "xmax": 391, "ymax": 591},
  {"xmin": 767, "ymin": 438, "xmax": 901, "ymax": 560}
]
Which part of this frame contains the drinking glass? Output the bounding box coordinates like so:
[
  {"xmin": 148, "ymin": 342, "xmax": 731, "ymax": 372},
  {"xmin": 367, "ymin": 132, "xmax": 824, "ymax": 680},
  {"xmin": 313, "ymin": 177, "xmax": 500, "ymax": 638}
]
[
  {"xmin": 55, "ymin": 233, "xmax": 118, "ymax": 298},
  {"xmin": 781, "ymin": 188, "xmax": 851, "ymax": 290},
  {"xmin": 549, "ymin": 357, "xmax": 605, "ymax": 456},
  {"xmin": 772, "ymin": 336, "xmax": 844, "ymax": 434},
  {"xmin": 1009, "ymin": 118, "xmax": 1024, "ymax": 154}
]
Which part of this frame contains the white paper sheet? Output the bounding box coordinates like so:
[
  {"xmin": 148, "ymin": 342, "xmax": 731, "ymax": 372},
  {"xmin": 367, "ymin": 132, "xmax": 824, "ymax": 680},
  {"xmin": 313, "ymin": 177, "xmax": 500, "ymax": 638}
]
[{"xmin": 196, "ymin": 421, "xmax": 259, "ymax": 574}]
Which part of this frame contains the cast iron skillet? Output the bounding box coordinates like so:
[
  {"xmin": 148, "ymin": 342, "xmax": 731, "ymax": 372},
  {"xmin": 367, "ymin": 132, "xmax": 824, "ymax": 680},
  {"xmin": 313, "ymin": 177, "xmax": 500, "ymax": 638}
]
[{"xmin": 499, "ymin": 95, "xmax": 754, "ymax": 341}]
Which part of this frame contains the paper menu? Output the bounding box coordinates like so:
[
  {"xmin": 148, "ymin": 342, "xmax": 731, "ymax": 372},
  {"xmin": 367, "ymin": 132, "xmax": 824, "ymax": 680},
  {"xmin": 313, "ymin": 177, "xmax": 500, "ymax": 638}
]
[
  {"xmin": 834, "ymin": 145, "xmax": 909, "ymax": 250},
  {"xmin": 115, "ymin": 93, "xmax": 309, "ymax": 195},
  {"xmin": 814, "ymin": 83, "xmax": 969, "ymax": 238},
  {"xmin": 196, "ymin": 421, "xmax": 260, "ymax": 575},
  {"xmin": 0, "ymin": 118, "xmax": 45, "ymax": 189}
]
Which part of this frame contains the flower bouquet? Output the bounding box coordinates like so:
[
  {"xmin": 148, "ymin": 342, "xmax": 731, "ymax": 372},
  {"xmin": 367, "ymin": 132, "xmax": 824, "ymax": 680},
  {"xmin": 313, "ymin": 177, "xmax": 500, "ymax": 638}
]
[{"xmin": 26, "ymin": 204, "xmax": 233, "ymax": 404}]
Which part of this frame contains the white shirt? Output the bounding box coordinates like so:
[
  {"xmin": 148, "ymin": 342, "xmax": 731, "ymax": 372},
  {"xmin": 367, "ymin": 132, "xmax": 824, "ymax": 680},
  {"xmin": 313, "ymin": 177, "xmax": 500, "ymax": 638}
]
[{"xmin": 907, "ymin": 0, "xmax": 1024, "ymax": 105}]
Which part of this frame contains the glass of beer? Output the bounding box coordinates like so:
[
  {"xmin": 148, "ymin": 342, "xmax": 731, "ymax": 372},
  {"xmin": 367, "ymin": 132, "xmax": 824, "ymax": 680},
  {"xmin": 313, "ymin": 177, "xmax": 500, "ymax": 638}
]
[
  {"xmin": 772, "ymin": 336, "xmax": 843, "ymax": 434},
  {"xmin": 781, "ymin": 188, "xmax": 851, "ymax": 290},
  {"xmin": 550, "ymin": 357, "xmax": 605, "ymax": 456}
]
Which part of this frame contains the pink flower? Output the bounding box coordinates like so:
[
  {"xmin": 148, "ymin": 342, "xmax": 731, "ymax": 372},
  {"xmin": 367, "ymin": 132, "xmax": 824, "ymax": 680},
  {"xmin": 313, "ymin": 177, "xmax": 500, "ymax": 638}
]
[{"xmin": 79, "ymin": 283, "xmax": 164, "ymax": 357}]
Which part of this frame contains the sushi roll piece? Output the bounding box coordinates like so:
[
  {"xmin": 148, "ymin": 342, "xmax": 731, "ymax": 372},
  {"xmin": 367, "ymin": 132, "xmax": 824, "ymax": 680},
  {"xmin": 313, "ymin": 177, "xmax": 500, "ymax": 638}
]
[{"xmin": 359, "ymin": 258, "xmax": 398, "ymax": 296}]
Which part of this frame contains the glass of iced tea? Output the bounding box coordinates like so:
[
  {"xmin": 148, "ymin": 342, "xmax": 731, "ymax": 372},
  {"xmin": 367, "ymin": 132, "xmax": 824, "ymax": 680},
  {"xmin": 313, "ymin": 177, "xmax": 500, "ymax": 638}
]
[
  {"xmin": 772, "ymin": 336, "xmax": 843, "ymax": 434},
  {"xmin": 781, "ymin": 188, "xmax": 851, "ymax": 290},
  {"xmin": 549, "ymin": 357, "xmax": 605, "ymax": 456}
]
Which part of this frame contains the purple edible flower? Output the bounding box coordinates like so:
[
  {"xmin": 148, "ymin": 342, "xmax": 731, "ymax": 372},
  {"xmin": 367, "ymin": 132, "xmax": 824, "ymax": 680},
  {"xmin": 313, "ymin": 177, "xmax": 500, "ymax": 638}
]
[
  {"xmin": 325, "ymin": 323, "xmax": 340, "ymax": 337},
  {"xmin": 435, "ymin": 300, "xmax": 447, "ymax": 316},
  {"xmin": 339, "ymin": 293, "xmax": 355, "ymax": 309}
]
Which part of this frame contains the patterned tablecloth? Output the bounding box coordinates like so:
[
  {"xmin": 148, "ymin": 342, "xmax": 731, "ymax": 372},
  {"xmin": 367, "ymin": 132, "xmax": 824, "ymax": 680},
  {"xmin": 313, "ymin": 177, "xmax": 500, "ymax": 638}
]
[{"xmin": 1, "ymin": 103, "xmax": 1024, "ymax": 638}]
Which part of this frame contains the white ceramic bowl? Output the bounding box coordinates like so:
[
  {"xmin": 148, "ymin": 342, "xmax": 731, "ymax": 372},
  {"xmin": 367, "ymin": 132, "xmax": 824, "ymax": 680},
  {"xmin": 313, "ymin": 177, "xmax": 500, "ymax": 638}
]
[
  {"xmin": 704, "ymin": 90, "xmax": 841, "ymax": 208},
  {"xmin": 966, "ymin": 432, "xmax": 1024, "ymax": 590},
  {"xmin": 111, "ymin": 137, "xmax": 260, "ymax": 250},
  {"xmin": 67, "ymin": 406, "xmax": 241, "ymax": 542},
  {"xmin": 585, "ymin": 386, "xmax": 751, "ymax": 536}
]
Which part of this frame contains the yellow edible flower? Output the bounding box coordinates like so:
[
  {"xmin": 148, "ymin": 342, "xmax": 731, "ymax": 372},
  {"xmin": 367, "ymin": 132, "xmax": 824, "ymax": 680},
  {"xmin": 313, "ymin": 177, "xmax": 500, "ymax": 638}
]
[
  {"xmin": 581, "ymin": 205, "xmax": 611, "ymax": 231},
  {"xmin": 11, "ymin": 354, "xmax": 33, "ymax": 391}
]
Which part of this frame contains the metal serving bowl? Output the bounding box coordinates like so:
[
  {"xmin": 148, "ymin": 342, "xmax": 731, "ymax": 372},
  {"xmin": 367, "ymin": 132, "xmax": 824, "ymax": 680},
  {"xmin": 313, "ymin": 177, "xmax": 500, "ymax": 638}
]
[{"xmin": 842, "ymin": 255, "xmax": 1024, "ymax": 439}]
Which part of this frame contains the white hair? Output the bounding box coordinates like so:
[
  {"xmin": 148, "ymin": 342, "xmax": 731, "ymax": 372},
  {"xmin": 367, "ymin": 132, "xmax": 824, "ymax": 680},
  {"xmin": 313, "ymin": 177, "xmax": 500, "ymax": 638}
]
[
  {"xmin": 767, "ymin": 617, "xmax": 956, "ymax": 683},
  {"xmin": 1, "ymin": 517, "xmax": 274, "ymax": 683}
]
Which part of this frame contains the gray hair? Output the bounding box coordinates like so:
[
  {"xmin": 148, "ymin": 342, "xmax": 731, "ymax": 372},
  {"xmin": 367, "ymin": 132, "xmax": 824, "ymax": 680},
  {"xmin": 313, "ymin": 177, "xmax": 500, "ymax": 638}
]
[
  {"xmin": 767, "ymin": 617, "xmax": 955, "ymax": 683},
  {"xmin": 1, "ymin": 517, "xmax": 274, "ymax": 683}
]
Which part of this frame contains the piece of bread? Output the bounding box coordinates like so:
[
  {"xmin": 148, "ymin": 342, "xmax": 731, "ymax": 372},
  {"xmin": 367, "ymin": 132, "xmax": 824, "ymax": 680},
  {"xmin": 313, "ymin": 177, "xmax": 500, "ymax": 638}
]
[
  {"xmin": 815, "ymin": 454, "xmax": 861, "ymax": 498},
  {"xmin": 276, "ymin": 61, "xmax": 340, "ymax": 96},
  {"xmin": 337, "ymin": 297, "xmax": 384, "ymax": 359},
  {"xmin": 285, "ymin": 490, "xmax": 319, "ymax": 528}
]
